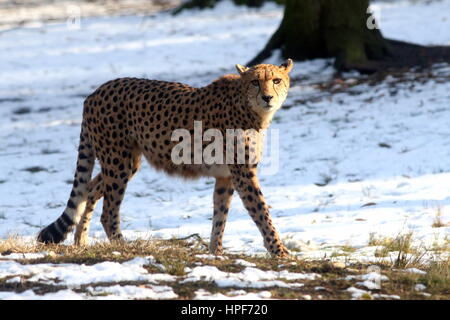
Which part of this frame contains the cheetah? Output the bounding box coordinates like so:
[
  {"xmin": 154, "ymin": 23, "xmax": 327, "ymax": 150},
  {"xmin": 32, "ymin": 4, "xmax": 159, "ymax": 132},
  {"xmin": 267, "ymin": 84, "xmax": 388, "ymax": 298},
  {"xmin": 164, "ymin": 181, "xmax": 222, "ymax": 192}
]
[{"xmin": 37, "ymin": 59, "xmax": 294, "ymax": 257}]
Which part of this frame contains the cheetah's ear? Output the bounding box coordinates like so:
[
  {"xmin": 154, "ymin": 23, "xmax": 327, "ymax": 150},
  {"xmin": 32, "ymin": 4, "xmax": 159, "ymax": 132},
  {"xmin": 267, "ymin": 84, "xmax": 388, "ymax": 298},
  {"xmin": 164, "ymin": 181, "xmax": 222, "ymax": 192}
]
[
  {"xmin": 235, "ymin": 64, "xmax": 249, "ymax": 75},
  {"xmin": 280, "ymin": 59, "xmax": 294, "ymax": 73}
]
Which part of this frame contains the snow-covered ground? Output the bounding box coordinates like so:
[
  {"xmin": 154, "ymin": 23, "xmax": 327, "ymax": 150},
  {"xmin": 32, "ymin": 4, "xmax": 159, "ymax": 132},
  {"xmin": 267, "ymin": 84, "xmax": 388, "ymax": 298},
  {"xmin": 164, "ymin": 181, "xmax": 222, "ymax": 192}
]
[
  {"xmin": 0, "ymin": 252, "xmax": 323, "ymax": 299},
  {"xmin": 0, "ymin": 0, "xmax": 449, "ymax": 299}
]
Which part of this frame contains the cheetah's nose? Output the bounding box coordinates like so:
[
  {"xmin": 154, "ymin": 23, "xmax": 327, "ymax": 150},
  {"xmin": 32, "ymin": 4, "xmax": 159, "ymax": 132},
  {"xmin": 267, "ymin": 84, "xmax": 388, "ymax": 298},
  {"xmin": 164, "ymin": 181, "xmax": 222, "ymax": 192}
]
[{"xmin": 262, "ymin": 95, "xmax": 273, "ymax": 103}]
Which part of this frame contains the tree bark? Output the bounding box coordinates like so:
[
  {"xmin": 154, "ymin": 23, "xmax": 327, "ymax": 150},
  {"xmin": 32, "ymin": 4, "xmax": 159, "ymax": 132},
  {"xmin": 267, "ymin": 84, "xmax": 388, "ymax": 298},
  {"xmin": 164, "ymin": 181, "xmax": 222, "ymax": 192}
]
[
  {"xmin": 175, "ymin": 0, "xmax": 450, "ymax": 72},
  {"xmin": 249, "ymin": 0, "xmax": 390, "ymax": 69},
  {"xmin": 249, "ymin": 0, "xmax": 450, "ymax": 73}
]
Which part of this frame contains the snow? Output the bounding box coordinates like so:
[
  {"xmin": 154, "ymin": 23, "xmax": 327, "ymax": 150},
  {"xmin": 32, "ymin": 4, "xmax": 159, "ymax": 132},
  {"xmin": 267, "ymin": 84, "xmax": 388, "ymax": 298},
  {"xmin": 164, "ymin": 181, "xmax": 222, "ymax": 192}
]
[
  {"xmin": 0, "ymin": 289, "xmax": 85, "ymax": 300},
  {"xmin": 346, "ymin": 272, "xmax": 388, "ymax": 280},
  {"xmin": 5, "ymin": 276, "xmax": 22, "ymax": 284},
  {"xmin": 357, "ymin": 280, "xmax": 382, "ymax": 290},
  {"xmin": 0, "ymin": 0, "xmax": 450, "ymax": 299},
  {"xmin": 194, "ymin": 289, "xmax": 272, "ymax": 300},
  {"xmin": 0, "ymin": 252, "xmax": 48, "ymax": 260},
  {"xmin": 346, "ymin": 271, "xmax": 389, "ymax": 290},
  {"xmin": 0, "ymin": 284, "xmax": 177, "ymax": 300},
  {"xmin": 371, "ymin": 0, "xmax": 450, "ymax": 45},
  {"xmin": 0, "ymin": 256, "xmax": 176, "ymax": 286},
  {"xmin": 403, "ymin": 268, "xmax": 427, "ymax": 275},
  {"xmin": 182, "ymin": 266, "xmax": 318, "ymax": 288},
  {"xmin": 347, "ymin": 286, "xmax": 372, "ymax": 300},
  {"xmin": 415, "ymin": 283, "xmax": 427, "ymax": 291},
  {"xmin": 0, "ymin": 0, "xmax": 449, "ymax": 255},
  {"xmin": 235, "ymin": 259, "xmax": 257, "ymax": 267},
  {"xmin": 86, "ymin": 284, "xmax": 178, "ymax": 300},
  {"xmin": 195, "ymin": 254, "xmax": 228, "ymax": 260},
  {"xmin": 346, "ymin": 285, "xmax": 400, "ymax": 300},
  {"xmin": 373, "ymin": 293, "xmax": 401, "ymax": 300}
]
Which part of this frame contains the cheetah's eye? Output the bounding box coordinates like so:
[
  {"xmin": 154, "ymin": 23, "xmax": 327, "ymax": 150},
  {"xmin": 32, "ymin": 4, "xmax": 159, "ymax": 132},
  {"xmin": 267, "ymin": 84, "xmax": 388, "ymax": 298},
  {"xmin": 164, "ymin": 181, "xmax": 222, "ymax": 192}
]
[
  {"xmin": 251, "ymin": 80, "xmax": 259, "ymax": 86},
  {"xmin": 273, "ymin": 78, "xmax": 282, "ymax": 84}
]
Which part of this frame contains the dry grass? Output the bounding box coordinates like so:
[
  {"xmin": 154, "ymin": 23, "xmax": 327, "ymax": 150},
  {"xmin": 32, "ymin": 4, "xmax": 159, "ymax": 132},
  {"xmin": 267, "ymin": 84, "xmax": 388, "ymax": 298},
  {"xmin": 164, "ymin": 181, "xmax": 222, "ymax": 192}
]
[
  {"xmin": 0, "ymin": 234, "xmax": 40, "ymax": 254},
  {"xmin": 364, "ymin": 231, "xmax": 449, "ymax": 298},
  {"xmin": 369, "ymin": 232, "xmax": 426, "ymax": 266},
  {"xmin": 382, "ymin": 259, "xmax": 450, "ymax": 299},
  {"xmin": 0, "ymin": 234, "xmax": 449, "ymax": 300},
  {"xmin": 432, "ymin": 207, "xmax": 447, "ymax": 228}
]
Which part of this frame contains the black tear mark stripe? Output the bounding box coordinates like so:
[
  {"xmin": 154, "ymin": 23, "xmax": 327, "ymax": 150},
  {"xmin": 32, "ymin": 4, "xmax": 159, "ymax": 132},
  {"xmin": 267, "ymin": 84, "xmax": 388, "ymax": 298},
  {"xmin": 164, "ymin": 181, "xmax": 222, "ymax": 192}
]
[{"xmin": 272, "ymin": 81, "xmax": 280, "ymax": 97}]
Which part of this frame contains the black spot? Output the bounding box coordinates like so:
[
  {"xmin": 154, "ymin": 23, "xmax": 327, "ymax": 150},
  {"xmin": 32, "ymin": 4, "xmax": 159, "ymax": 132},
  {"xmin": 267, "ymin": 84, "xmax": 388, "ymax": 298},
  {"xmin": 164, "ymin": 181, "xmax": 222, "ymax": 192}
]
[
  {"xmin": 77, "ymin": 165, "xmax": 88, "ymax": 172},
  {"xmin": 67, "ymin": 199, "xmax": 76, "ymax": 209}
]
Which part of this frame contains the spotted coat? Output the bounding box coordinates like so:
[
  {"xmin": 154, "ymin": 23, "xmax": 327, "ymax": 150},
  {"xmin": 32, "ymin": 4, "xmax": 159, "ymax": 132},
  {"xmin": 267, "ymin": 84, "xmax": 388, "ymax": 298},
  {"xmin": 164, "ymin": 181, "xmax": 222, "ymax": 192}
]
[{"xmin": 37, "ymin": 60, "xmax": 294, "ymax": 257}]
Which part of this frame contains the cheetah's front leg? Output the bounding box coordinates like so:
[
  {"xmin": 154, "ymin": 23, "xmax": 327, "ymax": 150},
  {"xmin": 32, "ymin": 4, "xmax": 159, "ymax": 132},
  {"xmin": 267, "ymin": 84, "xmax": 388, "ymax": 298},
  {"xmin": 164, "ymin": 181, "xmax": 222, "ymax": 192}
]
[
  {"xmin": 229, "ymin": 164, "xmax": 289, "ymax": 258},
  {"xmin": 210, "ymin": 177, "xmax": 234, "ymax": 255}
]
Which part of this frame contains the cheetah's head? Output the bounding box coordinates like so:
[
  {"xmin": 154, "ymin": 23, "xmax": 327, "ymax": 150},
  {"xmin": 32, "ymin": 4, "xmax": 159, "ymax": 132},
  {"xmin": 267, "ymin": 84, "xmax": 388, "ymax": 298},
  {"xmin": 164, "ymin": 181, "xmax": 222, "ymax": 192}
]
[{"xmin": 236, "ymin": 59, "xmax": 293, "ymax": 117}]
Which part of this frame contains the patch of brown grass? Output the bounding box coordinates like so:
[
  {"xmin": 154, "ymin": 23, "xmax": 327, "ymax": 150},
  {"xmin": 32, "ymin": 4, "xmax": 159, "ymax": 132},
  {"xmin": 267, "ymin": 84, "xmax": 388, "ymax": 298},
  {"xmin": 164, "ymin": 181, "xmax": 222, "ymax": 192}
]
[
  {"xmin": 432, "ymin": 207, "xmax": 447, "ymax": 228},
  {"xmin": 1, "ymin": 234, "xmax": 449, "ymax": 300}
]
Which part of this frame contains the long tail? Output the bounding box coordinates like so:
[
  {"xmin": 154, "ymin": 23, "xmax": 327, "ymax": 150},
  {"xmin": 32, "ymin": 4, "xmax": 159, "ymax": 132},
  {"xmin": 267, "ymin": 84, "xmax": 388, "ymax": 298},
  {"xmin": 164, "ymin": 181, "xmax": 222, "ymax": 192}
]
[{"xmin": 37, "ymin": 123, "xmax": 95, "ymax": 244}]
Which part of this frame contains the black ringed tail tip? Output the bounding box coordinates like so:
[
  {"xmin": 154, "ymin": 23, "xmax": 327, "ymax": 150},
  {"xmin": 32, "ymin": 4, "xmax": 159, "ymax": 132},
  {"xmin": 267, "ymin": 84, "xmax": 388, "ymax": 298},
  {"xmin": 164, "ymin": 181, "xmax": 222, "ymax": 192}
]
[{"xmin": 37, "ymin": 223, "xmax": 67, "ymax": 244}]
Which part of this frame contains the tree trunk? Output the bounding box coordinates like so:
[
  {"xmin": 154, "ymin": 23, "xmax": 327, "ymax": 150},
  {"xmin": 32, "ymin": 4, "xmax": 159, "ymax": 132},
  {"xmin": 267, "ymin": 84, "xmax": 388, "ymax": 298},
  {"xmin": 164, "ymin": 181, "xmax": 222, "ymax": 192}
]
[
  {"xmin": 175, "ymin": 0, "xmax": 450, "ymax": 72},
  {"xmin": 249, "ymin": 0, "xmax": 390, "ymax": 69},
  {"xmin": 249, "ymin": 0, "xmax": 450, "ymax": 72}
]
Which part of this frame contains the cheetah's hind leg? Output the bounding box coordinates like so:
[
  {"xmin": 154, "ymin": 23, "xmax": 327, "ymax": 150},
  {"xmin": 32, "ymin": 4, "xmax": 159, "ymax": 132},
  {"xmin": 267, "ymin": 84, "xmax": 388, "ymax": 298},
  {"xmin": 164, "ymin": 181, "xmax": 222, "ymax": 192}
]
[
  {"xmin": 37, "ymin": 125, "xmax": 95, "ymax": 244},
  {"xmin": 74, "ymin": 149, "xmax": 142, "ymax": 245},
  {"xmin": 74, "ymin": 174, "xmax": 103, "ymax": 246}
]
